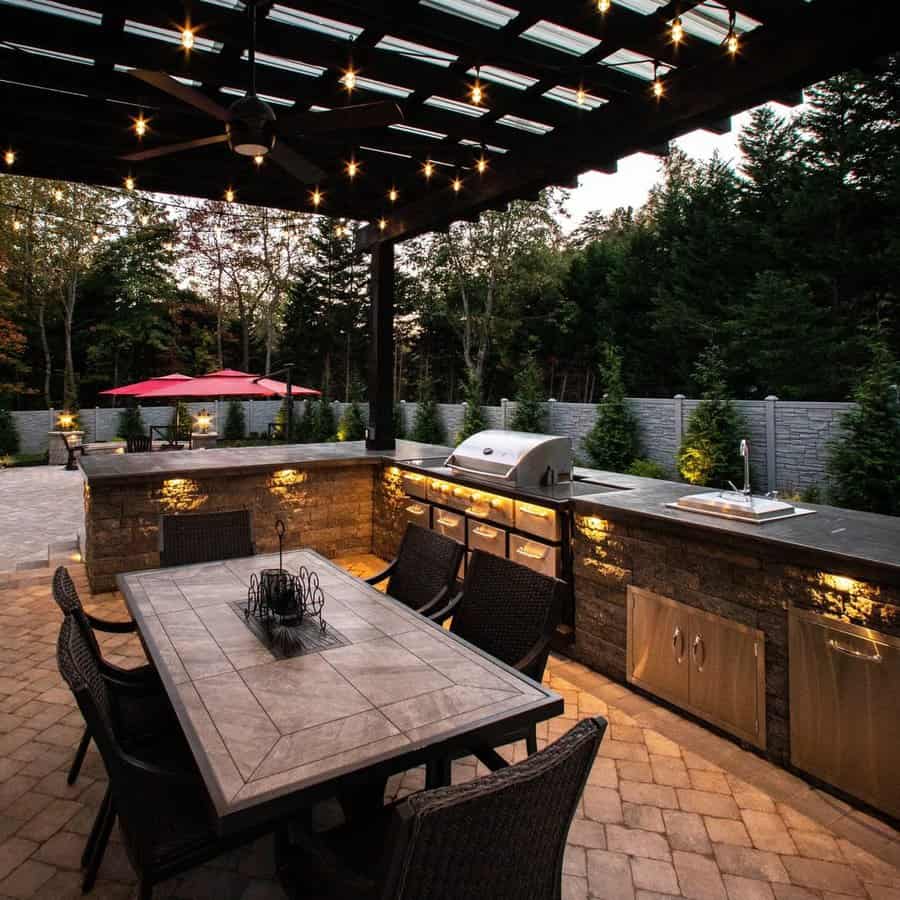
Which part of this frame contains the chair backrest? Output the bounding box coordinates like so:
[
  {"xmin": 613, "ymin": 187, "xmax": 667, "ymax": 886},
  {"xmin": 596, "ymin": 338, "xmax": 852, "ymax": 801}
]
[
  {"xmin": 381, "ymin": 715, "xmax": 607, "ymax": 900},
  {"xmin": 52, "ymin": 566, "xmax": 103, "ymax": 659},
  {"xmin": 450, "ymin": 551, "xmax": 562, "ymax": 682},
  {"xmin": 387, "ymin": 524, "xmax": 464, "ymax": 611},
  {"xmin": 159, "ymin": 509, "xmax": 254, "ymax": 567},
  {"xmin": 126, "ymin": 434, "xmax": 152, "ymax": 453}
]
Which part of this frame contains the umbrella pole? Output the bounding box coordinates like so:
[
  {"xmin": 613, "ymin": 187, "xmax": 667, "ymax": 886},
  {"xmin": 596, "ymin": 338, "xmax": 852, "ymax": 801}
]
[{"xmin": 285, "ymin": 364, "xmax": 293, "ymax": 445}]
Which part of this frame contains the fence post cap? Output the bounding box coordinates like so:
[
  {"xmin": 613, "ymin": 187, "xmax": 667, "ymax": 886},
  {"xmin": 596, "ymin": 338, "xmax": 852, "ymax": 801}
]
[
  {"xmin": 673, "ymin": 393, "xmax": 686, "ymax": 400},
  {"xmin": 765, "ymin": 395, "xmax": 779, "ymax": 401},
  {"xmin": 500, "ymin": 398, "xmax": 508, "ymax": 404},
  {"xmin": 400, "ymin": 399, "xmax": 406, "ymax": 404},
  {"xmin": 548, "ymin": 397, "xmax": 557, "ymax": 403}
]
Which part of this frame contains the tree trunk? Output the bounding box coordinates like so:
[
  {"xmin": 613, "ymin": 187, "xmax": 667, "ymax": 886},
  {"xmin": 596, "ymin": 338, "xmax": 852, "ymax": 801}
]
[
  {"xmin": 62, "ymin": 275, "xmax": 78, "ymax": 409},
  {"xmin": 38, "ymin": 301, "xmax": 52, "ymax": 408}
]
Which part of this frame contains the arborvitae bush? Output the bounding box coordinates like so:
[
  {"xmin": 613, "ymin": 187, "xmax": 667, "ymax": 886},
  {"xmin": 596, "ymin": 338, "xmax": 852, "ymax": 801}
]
[
  {"xmin": 410, "ymin": 374, "xmax": 445, "ymax": 445},
  {"xmin": 312, "ymin": 397, "xmax": 337, "ymax": 442},
  {"xmin": 223, "ymin": 400, "xmax": 246, "ymax": 440},
  {"xmin": 170, "ymin": 400, "xmax": 191, "ymax": 439},
  {"xmin": 827, "ymin": 337, "xmax": 900, "ymax": 515},
  {"xmin": 393, "ymin": 403, "xmax": 406, "ymax": 440},
  {"xmin": 0, "ymin": 408, "xmax": 21, "ymax": 456},
  {"xmin": 583, "ymin": 345, "xmax": 639, "ymax": 471},
  {"xmin": 457, "ymin": 373, "xmax": 488, "ymax": 443},
  {"xmin": 338, "ymin": 400, "xmax": 366, "ymax": 441},
  {"xmin": 677, "ymin": 345, "xmax": 745, "ymax": 487},
  {"xmin": 116, "ymin": 404, "xmax": 145, "ymax": 440},
  {"xmin": 509, "ymin": 354, "xmax": 547, "ymax": 433}
]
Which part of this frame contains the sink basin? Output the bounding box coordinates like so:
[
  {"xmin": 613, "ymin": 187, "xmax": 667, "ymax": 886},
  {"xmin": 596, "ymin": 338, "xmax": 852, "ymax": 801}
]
[{"xmin": 669, "ymin": 491, "xmax": 815, "ymax": 523}]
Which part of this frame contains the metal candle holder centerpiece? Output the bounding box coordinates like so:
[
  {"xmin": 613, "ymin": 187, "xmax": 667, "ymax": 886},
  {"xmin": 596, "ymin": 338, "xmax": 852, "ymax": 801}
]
[{"xmin": 245, "ymin": 519, "xmax": 327, "ymax": 653}]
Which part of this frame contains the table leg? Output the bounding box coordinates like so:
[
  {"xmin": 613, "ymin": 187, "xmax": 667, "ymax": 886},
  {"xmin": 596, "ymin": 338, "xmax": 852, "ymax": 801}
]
[{"xmin": 426, "ymin": 756, "xmax": 451, "ymax": 789}]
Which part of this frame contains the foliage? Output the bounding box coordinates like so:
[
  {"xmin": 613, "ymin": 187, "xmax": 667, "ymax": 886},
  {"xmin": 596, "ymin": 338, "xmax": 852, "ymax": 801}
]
[
  {"xmin": 116, "ymin": 404, "xmax": 145, "ymax": 440},
  {"xmin": 338, "ymin": 398, "xmax": 366, "ymax": 441},
  {"xmin": 410, "ymin": 373, "xmax": 445, "ymax": 445},
  {"xmin": 627, "ymin": 458, "xmax": 670, "ymax": 480},
  {"xmin": 826, "ymin": 337, "xmax": 900, "ymax": 515},
  {"xmin": 0, "ymin": 451, "xmax": 47, "ymax": 467},
  {"xmin": 311, "ymin": 397, "xmax": 337, "ymax": 443},
  {"xmin": 677, "ymin": 346, "xmax": 746, "ymax": 487},
  {"xmin": 0, "ymin": 407, "xmax": 21, "ymax": 455},
  {"xmin": 509, "ymin": 354, "xmax": 546, "ymax": 433},
  {"xmin": 223, "ymin": 400, "xmax": 246, "ymax": 441},
  {"xmin": 393, "ymin": 403, "xmax": 405, "ymax": 440},
  {"xmin": 583, "ymin": 346, "xmax": 639, "ymax": 471},
  {"xmin": 457, "ymin": 373, "xmax": 488, "ymax": 443},
  {"xmin": 170, "ymin": 400, "xmax": 192, "ymax": 439}
]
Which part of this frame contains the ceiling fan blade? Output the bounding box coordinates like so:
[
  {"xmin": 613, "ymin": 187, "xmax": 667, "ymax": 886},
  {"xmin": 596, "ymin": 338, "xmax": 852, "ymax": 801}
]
[
  {"xmin": 129, "ymin": 69, "xmax": 232, "ymax": 122},
  {"xmin": 268, "ymin": 140, "xmax": 326, "ymax": 185},
  {"xmin": 278, "ymin": 102, "xmax": 404, "ymax": 137},
  {"xmin": 119, "ymin": 134, "xmax": 229, "ymax": 161}
]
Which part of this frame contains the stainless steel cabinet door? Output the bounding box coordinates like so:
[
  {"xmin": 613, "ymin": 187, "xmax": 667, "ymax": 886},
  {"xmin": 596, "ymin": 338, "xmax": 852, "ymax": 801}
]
[
  {"xmin": 790, "ymin": 611, "xmax": 900, "ymax": 819},
  {"xmin": 627, "ymin": 587, "xmax": 690, "ymax": 708},
  {"xmin": 688, "ymin": 611, "xmax": 765, "ymax": 748}
]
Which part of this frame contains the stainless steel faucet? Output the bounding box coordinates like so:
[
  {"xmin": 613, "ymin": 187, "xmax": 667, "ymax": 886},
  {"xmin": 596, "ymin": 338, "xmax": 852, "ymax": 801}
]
[{"xmin": 740, "ymin": 439, "xmax": 751, "ymax": 497}]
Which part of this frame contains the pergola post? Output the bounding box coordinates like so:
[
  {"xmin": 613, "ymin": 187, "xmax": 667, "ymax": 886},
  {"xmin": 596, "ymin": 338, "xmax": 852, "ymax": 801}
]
[{"xmin": 366, "ymin": 240, "xmax": 395, "ymax": 451}]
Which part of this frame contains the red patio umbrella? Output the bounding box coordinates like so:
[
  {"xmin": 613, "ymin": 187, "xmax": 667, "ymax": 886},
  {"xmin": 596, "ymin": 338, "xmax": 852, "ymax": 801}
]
[
  {"xmin": 99, "ymin": 373, "xmax": 193, "ymax": 396},
  {"xmin": 135, "ymin": 369, "xmax": 321, "ymax": 399}
]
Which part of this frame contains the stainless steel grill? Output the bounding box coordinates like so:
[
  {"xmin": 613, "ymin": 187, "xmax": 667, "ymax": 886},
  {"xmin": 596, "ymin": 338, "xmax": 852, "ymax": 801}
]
[{"xmin": 445, "ymin": 430, "xmax": 572, "ymax": 487}]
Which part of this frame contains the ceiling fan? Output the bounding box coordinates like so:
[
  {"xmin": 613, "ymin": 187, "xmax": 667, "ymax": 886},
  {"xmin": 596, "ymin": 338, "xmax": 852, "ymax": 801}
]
[{"xmin": 119, "ymin": 0, "xmax": 403, "ymax": 184}]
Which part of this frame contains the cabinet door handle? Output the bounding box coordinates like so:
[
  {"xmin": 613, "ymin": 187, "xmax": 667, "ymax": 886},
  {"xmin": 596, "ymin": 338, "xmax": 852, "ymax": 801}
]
[
  {"xmin": 436, "ymin": 516, "xmax": 458, "ymax": 528},
  {"xmin": 672, "ymin": 626, "xmax": 685, "ymax": 663},
  {"xmin": 692, "ymin": 634, "xmax": 706, "ymax": 670},
  {"xmin": 827, "ymin": 638, "xmax": 882, "ymax": 663},
  {"xmin": 472, "ymin": 525, "xmax": 498, "ymax": 539}
]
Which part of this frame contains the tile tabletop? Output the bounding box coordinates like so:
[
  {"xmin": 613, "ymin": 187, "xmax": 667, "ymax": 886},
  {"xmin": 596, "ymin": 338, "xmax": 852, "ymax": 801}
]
[{"xmin": 118, "ymin": 550, "xmax": 562, "ymax": 832}]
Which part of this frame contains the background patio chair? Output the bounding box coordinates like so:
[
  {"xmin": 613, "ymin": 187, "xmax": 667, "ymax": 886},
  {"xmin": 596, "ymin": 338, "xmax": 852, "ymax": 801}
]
[
  {"xmin": 366, "ymin": 523, "xmax": 463, "ymax": 615},
  {"xmin": 61, "ymin": 432, "xmax": 87, "ymax": 470},
  {"xmin": 126, "ymin": 434, "xmax": 153, "ymax": 453},
  {"xmin": 56, "ymin": 614, "xmax": 272, "ymax": 898},
  {"xmin": 159, "ymin": 509, "xmax": 255, "ymax": 567},
  {"xmin": 276, "ymin": 715, "xmax": 607, "ymax": 900}
]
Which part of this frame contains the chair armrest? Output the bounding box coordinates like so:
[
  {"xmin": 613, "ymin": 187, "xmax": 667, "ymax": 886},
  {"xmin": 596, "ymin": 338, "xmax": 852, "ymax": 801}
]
[
  {"xmin": 102, "ymin": 671, "xmax": 165, "ymax": 697},
  {"xmin": 414, "ymin": 584, "xmax": 449, "ymax": 616},
  {"xmin": 513, "ymin": 635, "xmax": 552, "ymax": 677},
  {"xmin": 121, "ymin": 750, "xmax": 202, "ymax": 786},
  {"xmin": 427, "ymin": 590, "xmax": 463, "ymax": 625},
  {"xmin": 365, "ymin": 558, "xmax": 397, "ymax": 586},
  {"xmin": 85, "ymin": 612, "xmax": 136, "ymax": 634}
]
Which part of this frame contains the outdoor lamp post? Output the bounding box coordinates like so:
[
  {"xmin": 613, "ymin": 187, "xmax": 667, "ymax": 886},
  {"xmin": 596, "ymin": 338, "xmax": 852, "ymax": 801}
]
[
  {"xmin": 57, "ymin": 411, "xmax": 76, "ymax": 430},
  {"xmin": 195, "ymin": 409, "xmax": 213, "ymax": 434}
]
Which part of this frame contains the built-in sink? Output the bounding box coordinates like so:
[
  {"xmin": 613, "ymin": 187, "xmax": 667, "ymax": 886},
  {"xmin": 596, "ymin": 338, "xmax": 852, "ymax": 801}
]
[{"xmin": 669, "ymin": 491, "xmax": 815, "ymax": 524}]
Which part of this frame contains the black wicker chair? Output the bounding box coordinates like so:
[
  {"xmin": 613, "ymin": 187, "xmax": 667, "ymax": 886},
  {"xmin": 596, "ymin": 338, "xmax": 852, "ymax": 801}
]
[
  {"xmin": 56, "ymin": 615, "xmax": 273, "ymax": 899},
  {"xmin": 52, "ymin": 566, "xmax": 164, "ymax": 785},
  {"xmin": 431, "ymin": 550, "xmax": 563, "ymax": 765},
  {"xmin": 126, "ymin": 434, "xmax": 153, "ymax": 453},
  {"xmin": 276, "ymin": 715, "xmax": 607, "ymax": 900},
  {"xmin": 365, "ymin": 523, "xmax": 464, "ymax": 616},
  {"xmin": 159, "ymin": 509, "xmax": 255, "ymax": 568}
]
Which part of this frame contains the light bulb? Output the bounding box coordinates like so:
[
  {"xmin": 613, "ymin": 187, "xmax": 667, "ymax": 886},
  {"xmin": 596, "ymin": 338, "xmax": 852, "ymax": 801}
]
[
  {"xmin": 346, "ymin": 158, "xmax": 359, "ymax": 179},
  {"xmin": 671, "ymin": 17, "xmax": 684, "ymax": 44},
  {"xmin": 653, "ymin": 78, "xmax": 664, "ymax": 98},
  {"xmin": 12, "ymin": 219, "xmax": 22, "ymax": 231},
  {"xmin": 476, "ymin": 156, "xmax": 487, "ymax": 174},
  {"xmin": 92, "ymin": 233, "xmax": 99, "ymax": 243},
  {"xmin": 4, "ymin": 149, "xmax": 15, "ymax": 166},
  {"xmin": 253, "ymin": 154, "xmax": 264, "ymax": 166},
  {"xmin": 124, "ymin": 176, "xmax": 135, "ymax": 191},
  {"xmin": 133, "ymin": 115, "xmax": 148, "ymax": 137},
  {"xmin": 140, "ymin": 214, "xmax": 149, "ymax": 226},
  {"xmin": 388, "ymin": 187, "xmax": 398, "ymax": 202},
  {"xmin": 726, "ymin": 30, "xmax": 739, "ymax": 54},
  {"xmin": 311, "ymin": 187, "xmax": 322, "ymax": 208},
  {"xmin": 53, "ymin": 189, "xmax": 63, "ymax": 201},
  {"xmin": 378, "ymin": 218, "xmax": 387, "ymax": 231},
  {"xmin": 181, "ymin": 27, "xmax": 194, "ymax": 50},
  {"xmin": 163, "ymin": 242, "xmax": 174, "ymax": 251},
  {"xmin": 423, "ymin": 160, "xmax": 434, "ymax": 179},
  {"xmin": 471, "ymin": 80, "xmax": 483, "ymax": 105},
  {"xmin": 576, "ymin": 86, "xmax": 587, "ymax": 106},
  {"xmin": 597, "ymin": 0, "xmax": 610, "ymax": 11},
  {"xmin": 335, "ymin": 224, "xmax": 344, "ymax": 237},
  {"xmin": 225, "ymin": 187, "xmax": 235, "ymax": 203},
  {"xmin": 452, "ymin": 176, "xmax": 462, "ymax": 193},
  {"xmin": 342, "ymin": 67, "xmax": 357, "ymax": 91}
]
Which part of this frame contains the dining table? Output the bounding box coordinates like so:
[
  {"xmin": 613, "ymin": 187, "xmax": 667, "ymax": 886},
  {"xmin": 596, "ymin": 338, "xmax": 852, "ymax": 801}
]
[{"xmin": 117, "ymin": 549, "xmax": 563, "ymax": 835}]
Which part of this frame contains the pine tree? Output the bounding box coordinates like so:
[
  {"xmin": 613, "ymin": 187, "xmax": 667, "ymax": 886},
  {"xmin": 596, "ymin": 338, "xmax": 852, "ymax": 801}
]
[
  {"xmin": 223, "ymin": 400, "xmax": 246, "ymax": 440},
  {"xmin": 0, "ymin": 408, "xmax": 20, "ymax": 456},
  {"xmin": 410, "ymin": 373, "xmax": 445, "ymax": 445},
  {"xmin": 170, "ymin": 401, "xmax": 191, "ymax": 440},
  {"xmin": 582, "ymin": 345, "xmax": 639, "ymax": 471},
  {"xmin": 827, "ymin": 336, "xmax": 900, "ymax": 515},
  {"xmin": 116, "ymin": 404, "xmax": 145, "ymax": 440},
  {"xmin": 509, "ymin": 354, "xmax": 547, "ymax": 433},
  {"xmin": 457, "ymin": 373, "xmax": 487, "ymax": 443},
  {"xmin": 677, "ymin": 345, "xmax": 746, "ymax": 487},
  {"xmin": 312, "ymin": 397, "xmax": 337, "ymax": 442},
  {"xmin": 338, "ymin": 383, "xmax": 366, "ymax": 441}
]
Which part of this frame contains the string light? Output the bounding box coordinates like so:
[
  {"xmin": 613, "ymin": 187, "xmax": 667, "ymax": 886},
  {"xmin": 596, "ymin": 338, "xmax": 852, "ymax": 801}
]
[
  {"xmin": 311, "ymin": 187, "xmax": 323, "ymax": 208},
  {"xmin": 4, "ymin": 149, "xmax": 15, "ymax": 166},
  {"xmin": 597, "ymin": 0, "xmax": 611, "ymax": 11},
  {"xmin": 133, "ymin": 114, "xmax": 148, "ymax": 138},
  {"xmin": 12, "ymin": 219, "xmax": 22, "ymax": 231},
  {"xmin": 342, "ymin": 66, "xmax": 357, "ymax": 92},
  {"xmin": 452, "ymin": 175, "xmax": 463, "ymax": 193},
  {"xmin": 181, "ymin": 27, "xmax": 195, "ymax": 50},
  {"xmin": 423, "ymin": 159, "xmax": 434, "ymax": 180},
  {"xmin": 253, "ymin": 154, "xmax": 264, "ymax": 166},
  {"xmin": 471, "ymin": 67, "xmax": 484, "ymax": 106},
  {"xmin": 378, "ymin": 217, "xmax": 388, "ymax": 231},
  {"xmin": 725, "ymin": 10, "xmax": 739, "ymax": 55},
  {"xmin": 671, "ymin": 17, "xmax": 684, "ymax": 44},
  {"xmin": 652, "ymin": 61, "xmax": 664, "ymax": 99},
  {"xmin": 576, "ymin": 85, "xmax": 587, "ymax": 106},
  {"xmin": 91, "ymin": 233, "xmax": 99, "ymax": 243},
  {"xmin": 224, "ymin": 187, "xmax": 235, "ymax": 203},
  {"xmin": 388, "ymin": 186, "xmax": 398, "ymax": 202},
  {"xmin": 140, "ymin": 214, "xmax": 150, "ymax": 226},
  {"xmin": 124, "ymin": 175, "xmax": 135, "ymax": 191},
  {"xmin": 346, "ymin": 157, "xmax": 359, "ymax": 179},
  {"xmin": 476, "ymin": 154, "xmax": 488, "ymax": 174},
  {"xmin": 335, "ymin": 224, "xmax": 345, "ymax": 237},
  {"xmin": 53, "ymin": 189, "xmax": 63, "ymax": 202}
]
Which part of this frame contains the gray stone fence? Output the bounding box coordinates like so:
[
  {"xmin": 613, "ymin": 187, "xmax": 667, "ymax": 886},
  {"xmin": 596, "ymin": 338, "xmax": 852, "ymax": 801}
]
[{"xmin": 9, "ymin": 395, "xmax": 852, "ymax": 493}]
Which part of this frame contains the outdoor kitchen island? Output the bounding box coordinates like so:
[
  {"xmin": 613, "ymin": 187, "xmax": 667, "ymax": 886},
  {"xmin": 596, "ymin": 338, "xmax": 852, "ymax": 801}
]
[{"xmin": 79, "ymin": 440, "xmax": 900, "ymax": 822}]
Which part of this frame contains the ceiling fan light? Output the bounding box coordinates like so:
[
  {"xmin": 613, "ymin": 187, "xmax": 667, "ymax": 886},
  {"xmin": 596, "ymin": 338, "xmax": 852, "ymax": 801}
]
[{"xmin": 226, "ymin": 94, "xmax": 276, "ymax": 157}]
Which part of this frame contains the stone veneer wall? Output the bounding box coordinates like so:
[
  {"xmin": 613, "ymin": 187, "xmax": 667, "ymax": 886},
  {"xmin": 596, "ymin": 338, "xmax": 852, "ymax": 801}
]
[
  {"xmin": 569, "ymin": 507, "xmax": 900, "ymax": 765},
  {"xmin": 372, "ymin": 465, "xmax": 409, "ymax": 564},
  {"xmin": 84, "ymin": 463, "xmax": 376, "ymax": 592}
]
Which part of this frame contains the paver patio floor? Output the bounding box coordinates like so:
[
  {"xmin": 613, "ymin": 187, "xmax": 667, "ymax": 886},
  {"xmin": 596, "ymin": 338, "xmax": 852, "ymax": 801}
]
[{"xmin": 0, "ymin": 557, "xmax": 898, "ymax": 900}]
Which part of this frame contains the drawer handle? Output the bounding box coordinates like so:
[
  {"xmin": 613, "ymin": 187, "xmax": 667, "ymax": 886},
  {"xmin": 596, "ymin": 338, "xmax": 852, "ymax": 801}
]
[
  {"xmin": 519, "ymin": 506, "xmax": 550, "ymax": 519},
  {"xmin": 404, "ymin": 474, "xmax": 424, "ymax": 482},
  {"xmin": 436, "ymin": 516, "xmax": 459, "ymax": 528},
  {"xmin": 691, "ymin": 634, "xmax": 706, "ymax": 670},
  {"xmin": 466, "ymin": 506, "xmax": 490, "ymax": 518},
  {"xmin": 472, "ymin": 525, "xmax": 499, "ymax": 539},
  {"xmin": 406, "ymin": 505, "xmax": 426, "ymax": 515},
  {"xmin": 827, "ymin": 638, "xmax": 882, "ymax": 663},
  {"xmin": 672, "ymin": 626, "xmax": 685, "ymax": 663},
  {"xmin": 516, "ymin": 545, "xmax": 548, "ymax": 561}
]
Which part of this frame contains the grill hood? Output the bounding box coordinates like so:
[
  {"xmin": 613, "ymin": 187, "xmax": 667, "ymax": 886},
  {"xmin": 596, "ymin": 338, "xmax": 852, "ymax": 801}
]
[{"xmin": 445, "ymin": 430, "xmax": 573, "ymax": 487}]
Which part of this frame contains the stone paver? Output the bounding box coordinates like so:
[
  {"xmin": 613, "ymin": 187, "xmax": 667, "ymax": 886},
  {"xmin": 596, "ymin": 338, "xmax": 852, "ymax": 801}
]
[{"xmin": 0, "ymin": 552, "xmax": 897, "ymax": 899}]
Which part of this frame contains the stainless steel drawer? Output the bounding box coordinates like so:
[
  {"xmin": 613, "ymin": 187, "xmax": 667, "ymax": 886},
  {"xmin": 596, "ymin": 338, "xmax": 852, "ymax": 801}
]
[
  {"xmin": 403, "ymin": 501, "xmax": 431, "ymax": 530},
  {"xmin": 465, "ymin": 490, "xmax": 514, "ymax": 527},
  {"xmin": 401, "ymin": 471, "xmax": 428, "ymax": 500},
  {"xmin": 509, "ymin": 534, "xmax": 558, "ymax": 577},
  {"xmin": 427, "ymin": 478, "xmax": 454, "ymax": 505},
  {"xmin": 514, "ymin": 500, "xmax": 560, "ymax": 541},
  {"xmin": 467, "ymin": 520, "xmax": 507, "ymax": 558},
  {"xmin": 447, "ymin": 483, "xmax": 476, "ymax": 512},
  {"xmin": 433, "ymin": 509, "xmax": 465, "ymax": 544}
]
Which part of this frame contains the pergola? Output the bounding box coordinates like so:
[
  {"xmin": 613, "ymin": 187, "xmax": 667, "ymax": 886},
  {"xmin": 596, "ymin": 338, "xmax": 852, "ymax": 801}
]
[{"xmin": 1, "ymin": 0, "xmax": 896, "ymax": 448}]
